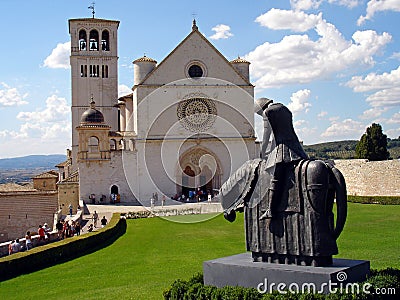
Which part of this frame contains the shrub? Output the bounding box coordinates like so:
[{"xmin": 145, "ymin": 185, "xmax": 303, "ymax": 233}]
[
  {"xmin": 164, "ymin": 269, "xmax": 400, "ymax": 300},
  {"xmin": 347, "ymin": 195, "xmax": 400, "ymax": 205},
  {"xmin": 0, "ymin": 213, "xmax": 126, "ymax": 281},
  {"xmin": 121, "ymin": 211, "xmax": 152, "ymax": 219}
]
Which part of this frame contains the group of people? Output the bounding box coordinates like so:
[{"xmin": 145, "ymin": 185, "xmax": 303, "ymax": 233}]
[
  {"xmin": 7, "ymin": 212, "xmax": 108, "ymax": 256},
  {"xmin": 89, "ymin": 193, "xmax": 120, "ymax": 204},
  {"xmin": 91, "ymin": 210, "xmax": 107, "ymax": 228},
  {"xmin": 171, "ymin": 189, "xmax": 215, "ymax": 203},
  {"xmin": 8, "ymin": 238, "xmax": 23, "ymax": 255},
  {"xmin": 8, "ymin": 222, "xmax": 52, "ymax": 255},
  {"xmin": 55, "ymin": 219, "xmax": 82, "ymax": 239}
]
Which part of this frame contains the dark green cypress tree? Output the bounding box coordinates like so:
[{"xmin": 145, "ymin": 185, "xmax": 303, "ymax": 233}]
[{"xmin": 356, "ymin": 123, "xmax": 390, "ymax": 161}]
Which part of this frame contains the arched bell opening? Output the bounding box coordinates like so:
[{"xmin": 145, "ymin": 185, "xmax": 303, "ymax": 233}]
[
  {"xmin": 79, "ymin": 29, "xmax": 87, "ymax": 51},
  {"xmin": 89, "ymin": 29, "xmax": 99, "ymax": 51}
]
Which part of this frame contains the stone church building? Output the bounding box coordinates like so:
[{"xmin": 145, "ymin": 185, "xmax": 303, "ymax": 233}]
[{"xmin": 59, "ymin": 16, "xmax": 257, "ymax": 205}]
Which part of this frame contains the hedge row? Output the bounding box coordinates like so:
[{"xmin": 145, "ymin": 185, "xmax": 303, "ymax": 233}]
[
  {"xmin": 0, "ymin": 213, "xmax": 126, "ymax": 281},
  {"xmin": 164, "ymin": 269, "xmax": 400, "ymax": 300},
  {"xmin": 347, "ymin": 195, "xmax": 400, "ymax": 205},
  {"xmin": 121, "ymin": 210, "xmax": 152, "ymax": 219}
]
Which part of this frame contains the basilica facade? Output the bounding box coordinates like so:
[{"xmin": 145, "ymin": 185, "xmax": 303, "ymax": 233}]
[{"xmin": 60, "ymin": 16, "xmax": 257, "ymax": 205}]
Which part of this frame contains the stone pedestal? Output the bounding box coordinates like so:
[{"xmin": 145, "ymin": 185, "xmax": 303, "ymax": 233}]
[{"xmin": 203, "ymin": 253, "xmax": 370, "ymax": 294}]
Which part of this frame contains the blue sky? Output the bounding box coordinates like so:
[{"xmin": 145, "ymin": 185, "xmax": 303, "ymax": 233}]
[{"xmin": 0, "ymin": 0, "xmax": 399, "ymax": 158}]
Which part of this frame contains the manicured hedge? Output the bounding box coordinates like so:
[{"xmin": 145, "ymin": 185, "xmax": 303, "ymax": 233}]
[
  {"xmin": 0, "ymin": 213, "xmax": 126, "ymax": 281},
  {"xmin": 347, "ymin": 195, "xmax": 400, "ymax": 205},
  {"xmin": 164, "ymin": 269, "xmax": 400, "ymax": 300},
  {"xmin": 121, "ymin": 210, "xmax": 152, "ymax": 219}
]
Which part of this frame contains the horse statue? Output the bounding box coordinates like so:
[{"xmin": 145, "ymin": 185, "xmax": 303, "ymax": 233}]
[{"xmin": 219, "ymin": 99, "xmax": 347, "ymax": 267}]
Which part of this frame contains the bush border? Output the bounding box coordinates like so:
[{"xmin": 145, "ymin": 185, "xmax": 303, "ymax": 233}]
[
  {"xmin": 347, "ymin": 195, "xmax": 400, "ymax": 205},
  {"xmin": 0, "ymin": 213, "xmax": 126, "ymax": 281},
  {"xmin": 163, "ymin": 269, "xmax": 400, "ymax": 299}
]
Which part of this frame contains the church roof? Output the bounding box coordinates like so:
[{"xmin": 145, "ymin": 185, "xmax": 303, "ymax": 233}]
[
  {"xmin": 133, "ymin": 56, "xmax": 157, "ymax": 63},
  {"xmin": 68, "ymin": 18, "xmax": 120, "ymax": 33},
  {"xmin": 118, "ymin": 93, "xmax": 133, "ymax": 102},
  {"xmin": 134, "ymin": 20, "xmax": 253, "ymax": 87},
  {"xmin": 0, "ymin": 183, "xmax": 35, "ymax": 192},
  {"xmin": 230, "ymin": 57, "xmax": 250, "ymax": 64},
  {"xmin": 80, "ymin": 100, "xmax": 105, "ymax": 124},
  {"xmin": 55, "ymin": 160, "xmax": 70, "ymax": 168},
  {"xmin": 32, "ymin": 171, "xmax": 58, "ymax": 179}
]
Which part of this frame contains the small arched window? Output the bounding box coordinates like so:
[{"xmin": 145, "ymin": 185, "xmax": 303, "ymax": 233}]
[
  {"xmin": 101, "ymin": 30, "xmax": 110, "ymax": 51},
  {"xmin": 88, "ymin": 136, "xmax": 100, "ymax": 153},
  {"xmin": 110, "ymin": 139, "xmax": 117, "ymax": 150},
  {"xmin": 89, "ymin": 30, "xmax": 99, "ymax": 51},
  {"xmin": 79, "ymin": 29, "xmax": 87, "ymax": 51}
]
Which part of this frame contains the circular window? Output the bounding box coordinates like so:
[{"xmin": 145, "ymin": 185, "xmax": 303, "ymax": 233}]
[
  {"xmin": 177, "ymin": 98, "xmax": 217, "ymax": 132},
  {"xmin": 188, "ymin": 64, "xmax": 203, "ymax": 78}
]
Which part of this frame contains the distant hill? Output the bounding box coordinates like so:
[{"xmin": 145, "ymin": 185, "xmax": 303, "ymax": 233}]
[
  {"xmin": 303, "ymin": 140, "xmax": 357, "ymax": 159},
  {"xmin": 0, "ymin": 154, "xmax": 66, "ymax": 170},
  {"xmin": 304, "ymin": 139, "xmax": 400, "ymax": 160}
]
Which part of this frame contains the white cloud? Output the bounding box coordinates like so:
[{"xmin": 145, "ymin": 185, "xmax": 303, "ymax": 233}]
[
  {"xmin": 0, "ymin": 83, "xmax": 29, "ymax": 107},
  {"xmin": 293, "ymin": 119, "xmax": 317, "ymax": 142},
  {"xmin": 329, "ymin": 116, "xmax": 340, "ymax": 122},
  {"xmin": 346, "ymin": 66, "xmax": 400, "ymax": 108},
  {"xmin": 318, "ymin": 111, "xmax": 328, "ymax": 119},
  {"xmin": 118, "ymin": 84, "xmax": 132, "ymax": 97},
  {"xmin": 329, "ymin": 0, "xmax": 361, "ymax": 8},
  {"xmin": 290, "ymin": 0, "xmax": 361, "ymax": 11},
  {"xmin": 391, "ymin": 52, "xmax": 400, "ymax": 60},
  {"xmin": 17, "ymin": 95, "xmax": 69, "ymax": 123},
  {"xmin": 287, "ymin": 89, "xmax": 312, "ymax": 115},
  {"xmin": 387, "ymin": 111, "xmax": 400, "ymax": 124},
  {"xmin": 365, "ymin": 87, "xmax": 400, "ymax": 107},
  {"xmin": 43, "ymin": 42, "xmax": 70, "ymax": 69},
  {"xmin": 359, "ymin": 107, "xmax": 387, "ymax": 120},
  {"xmin": 14, "ymin": 95, "xmax": 70, "ymax": 139},
  {"xmin": 358, "ymin": 0, "xmax": 400, "ymax": 25},
  {"xmin": 209, "ymin": 24, "xmax": 233, "ymax": 40},
  {"xmin": 291, "ymin": 0, "xmax": 322, "ymax": 11},
  {"xmin": 321, "ymin": 118, "xmax": 365, "ymax": 139},
  {"xmin": 346, "ymin": 66, "xmax": 400, "ymax": 92},
  {"xmin": 0, "ymin": 95, "xmax": 70, "ymax": 156},
  {"xmin": 386, "ymin": 128, "xmax": 400, "ymax": 139},
  {"xmin": 246, "ymin": 9, "xmax": 392, "ymax": 89},
  {"xmin": 256, "ymin": 9, "xmax": 322, "ymax": 32}
]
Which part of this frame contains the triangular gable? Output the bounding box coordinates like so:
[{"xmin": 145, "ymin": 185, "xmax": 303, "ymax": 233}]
[{"xmin": 138, "ymin": 27, "xmax": 252, "ymax": 87}]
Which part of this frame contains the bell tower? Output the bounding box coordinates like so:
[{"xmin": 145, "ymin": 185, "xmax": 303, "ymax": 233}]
[{"xmin": 68, "ymin": 16, "xmax": 120, "ymax": 170}]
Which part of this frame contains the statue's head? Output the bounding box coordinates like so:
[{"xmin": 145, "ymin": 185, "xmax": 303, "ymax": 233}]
[{"xmin": 254, "ymin": 98, "xmax": 273, "ymax": 116}]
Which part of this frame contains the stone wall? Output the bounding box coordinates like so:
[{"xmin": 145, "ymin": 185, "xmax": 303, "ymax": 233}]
[
  {"xmin": 33, "ymin": 177, "xmax": 57, "ymax": 191},
  {"xmin": 334, "ymin": 159, "xmax": 400, "ymax": 196},
  {"xmin": 0, "ymin": 191, "xmax": 58, "ymax": 243},
  {"xmin": 58, "ymin": 182, "xmax": 79, "ymax": 215}
]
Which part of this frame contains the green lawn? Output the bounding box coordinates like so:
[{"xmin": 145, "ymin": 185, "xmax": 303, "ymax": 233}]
[{"xmin": 0, "ymin": 203, "xmax": 399, "ymax": 300}]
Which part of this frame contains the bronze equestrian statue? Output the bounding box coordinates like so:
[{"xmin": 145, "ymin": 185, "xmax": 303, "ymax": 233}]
[{"xmin": 219, "ymin": 98, "xmax": 347, "ymax": 267}]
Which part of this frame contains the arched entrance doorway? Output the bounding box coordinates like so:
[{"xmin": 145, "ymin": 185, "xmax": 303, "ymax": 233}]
[
  {"xmin": 181, "ymin": 166, "xmax": 195, "ymax": 198},
  {"xmin": 177, "ymin": 148, "xmax": 221, "ymax": 200},
  {"xmin": 110, "ymin": 185, "xmax": 119, "ymax": 203},
  {"xmin": 111, "ymin": 185, "xmax": 118, "ymax": 194}
]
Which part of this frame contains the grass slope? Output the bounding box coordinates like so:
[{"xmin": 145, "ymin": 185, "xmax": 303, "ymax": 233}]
[{"xmin": 0, "ymin": 203, "xmax": 399, "ymax": 299}]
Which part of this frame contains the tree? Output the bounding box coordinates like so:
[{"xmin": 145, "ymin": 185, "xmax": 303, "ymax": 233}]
[{"xmin": 355, "ymin": 123, "xmax": 390, "ymax": 161}]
